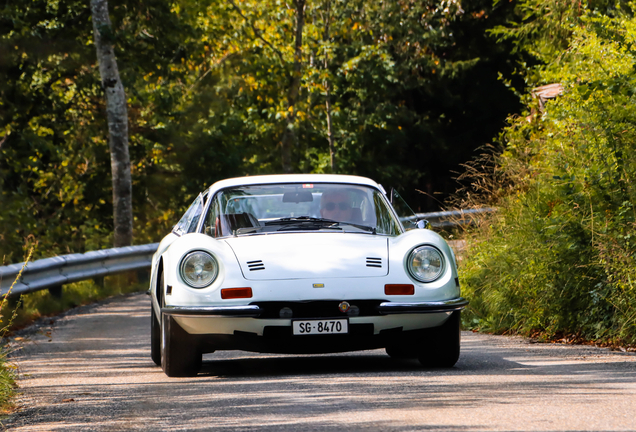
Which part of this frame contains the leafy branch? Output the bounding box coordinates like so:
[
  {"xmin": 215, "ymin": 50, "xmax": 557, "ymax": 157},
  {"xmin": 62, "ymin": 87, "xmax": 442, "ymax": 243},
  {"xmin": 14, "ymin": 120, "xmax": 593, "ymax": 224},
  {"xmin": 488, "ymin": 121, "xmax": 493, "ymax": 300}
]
[{"xmin": 226, "ymin": 0, "xmax": 285, "ymax": 64}]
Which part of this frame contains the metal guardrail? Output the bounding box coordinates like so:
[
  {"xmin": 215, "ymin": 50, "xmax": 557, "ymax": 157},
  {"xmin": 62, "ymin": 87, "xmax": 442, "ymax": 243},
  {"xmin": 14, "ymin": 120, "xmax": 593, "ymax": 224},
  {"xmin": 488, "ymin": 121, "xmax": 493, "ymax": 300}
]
[
  {"xmin": 404, "ymin": 208, "xmax": 496, "ymax": 228},
  {"xmin": 0, "ymin": 243, "xmax": 159, "ymax": 297},
  {"xmin": 0, "ymin": 208, "xmax": 494, "ymax": 298}
]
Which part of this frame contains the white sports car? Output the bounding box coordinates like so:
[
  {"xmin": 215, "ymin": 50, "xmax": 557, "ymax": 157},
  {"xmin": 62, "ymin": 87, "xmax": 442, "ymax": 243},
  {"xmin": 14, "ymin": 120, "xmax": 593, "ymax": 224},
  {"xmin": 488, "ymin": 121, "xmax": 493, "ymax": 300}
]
[{"xmin": 149, "ymin": 174, "xmax": 467, "ymax": 376}]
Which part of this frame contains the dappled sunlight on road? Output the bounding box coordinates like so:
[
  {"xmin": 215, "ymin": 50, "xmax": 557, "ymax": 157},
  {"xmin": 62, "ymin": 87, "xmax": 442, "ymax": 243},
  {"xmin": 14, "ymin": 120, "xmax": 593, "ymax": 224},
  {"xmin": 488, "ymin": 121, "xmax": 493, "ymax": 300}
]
[{"xmin": 5, "ymin": 293, "xmax": 636, "ymax": 431}]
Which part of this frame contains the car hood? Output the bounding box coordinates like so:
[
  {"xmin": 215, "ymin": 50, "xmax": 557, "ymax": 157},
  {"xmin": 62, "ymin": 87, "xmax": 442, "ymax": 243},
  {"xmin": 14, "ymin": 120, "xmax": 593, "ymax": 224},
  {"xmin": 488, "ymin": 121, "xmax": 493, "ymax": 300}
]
[{"xmin": 224, "ymin": 233, "xmax": 389, "ymax": 280}]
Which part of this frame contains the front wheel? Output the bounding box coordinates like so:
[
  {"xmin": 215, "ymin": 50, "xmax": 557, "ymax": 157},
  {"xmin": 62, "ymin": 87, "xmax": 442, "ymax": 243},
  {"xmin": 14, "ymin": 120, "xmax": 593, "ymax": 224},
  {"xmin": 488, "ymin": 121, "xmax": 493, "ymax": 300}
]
[
  {"xmin": 161, "ymin": 313, "xmax": 202, "ymax": 377},
  {"xmin": 150, "ymin": 304, "xmax": 161, "ymax": 366},
  {"xmin": 418, "ymin": 311, "xmax": 461, "ymax": 368}
]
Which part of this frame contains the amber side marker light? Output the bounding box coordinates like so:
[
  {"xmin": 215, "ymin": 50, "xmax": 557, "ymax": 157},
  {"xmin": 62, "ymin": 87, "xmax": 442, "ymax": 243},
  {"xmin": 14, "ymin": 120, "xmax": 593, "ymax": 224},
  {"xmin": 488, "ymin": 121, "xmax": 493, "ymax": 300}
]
[
  {"xmin": 221, "ymin": 287, "xmax": 253, "ymax": 299},
  {"xmin": 384, "ymin": 284, "xmax": 415, "ymax": 295}
]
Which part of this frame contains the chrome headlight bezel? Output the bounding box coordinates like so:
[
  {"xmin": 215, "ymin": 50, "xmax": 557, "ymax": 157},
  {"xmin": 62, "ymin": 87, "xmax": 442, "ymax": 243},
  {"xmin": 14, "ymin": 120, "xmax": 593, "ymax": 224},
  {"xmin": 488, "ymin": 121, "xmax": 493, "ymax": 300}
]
[
  {"xmin": 407, "ymin": 245, "xmax": 445, "ymax": 283},
  {"xmin": 179, "ymin": 250, "xmax": 219, "ymax": 288}
]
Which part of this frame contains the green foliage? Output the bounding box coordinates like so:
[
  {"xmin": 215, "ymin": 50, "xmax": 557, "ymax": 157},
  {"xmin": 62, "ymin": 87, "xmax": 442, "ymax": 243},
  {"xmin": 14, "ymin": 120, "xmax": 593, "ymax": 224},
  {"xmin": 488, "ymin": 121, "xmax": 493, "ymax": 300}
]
[
  {"xmin": 489, "ymin": 0, "xmax": 621, "ymax": 62},
  {"xmin": 1, "ymin": 0, "xmax": 522, "ymax": 261},
  {"xmin": 0, "ymin": 0, "xmax": 222, "ymax": 261},
  {"xmin": 460, "ymin": 5, "xmax": 636, "ymax": 345}
]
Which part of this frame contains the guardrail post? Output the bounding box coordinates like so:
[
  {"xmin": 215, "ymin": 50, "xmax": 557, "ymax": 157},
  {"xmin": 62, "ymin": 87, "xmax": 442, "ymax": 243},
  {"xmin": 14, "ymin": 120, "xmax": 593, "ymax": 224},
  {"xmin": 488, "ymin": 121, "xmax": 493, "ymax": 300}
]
[
  {"xmin": 48, "ymin": 285, "xmax": 63, "ymax": 299},
  {"xmin": 93, "ymin": 277, "xmax": 105, "ymax": 289}
]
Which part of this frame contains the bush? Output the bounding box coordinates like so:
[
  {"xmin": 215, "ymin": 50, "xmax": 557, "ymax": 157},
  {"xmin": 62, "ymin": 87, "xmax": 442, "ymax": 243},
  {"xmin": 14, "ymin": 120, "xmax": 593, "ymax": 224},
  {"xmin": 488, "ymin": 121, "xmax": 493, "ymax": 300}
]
[{"xmin": 458, "ymin": 10, "xmax": 636, "ymax": 345}]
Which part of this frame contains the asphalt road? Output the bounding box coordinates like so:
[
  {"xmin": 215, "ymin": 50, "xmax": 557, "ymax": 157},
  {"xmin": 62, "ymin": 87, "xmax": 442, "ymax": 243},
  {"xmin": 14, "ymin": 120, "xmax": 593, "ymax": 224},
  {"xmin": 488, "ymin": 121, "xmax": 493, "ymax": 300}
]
[{"xmin": 4, "ymin": 292, "xmax": 636, "ymax": 431}]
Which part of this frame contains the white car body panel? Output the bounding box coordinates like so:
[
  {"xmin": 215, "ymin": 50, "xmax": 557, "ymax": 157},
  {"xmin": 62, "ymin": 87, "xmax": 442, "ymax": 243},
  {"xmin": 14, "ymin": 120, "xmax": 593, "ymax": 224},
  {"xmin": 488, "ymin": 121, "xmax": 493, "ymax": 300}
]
[
  {"xmin": 208, "ymin": 173, "xmax": 382, "ymax": 190},
  {"xmin": 226, "ymin": 233, "xmax": 389, "ymax": 280}
]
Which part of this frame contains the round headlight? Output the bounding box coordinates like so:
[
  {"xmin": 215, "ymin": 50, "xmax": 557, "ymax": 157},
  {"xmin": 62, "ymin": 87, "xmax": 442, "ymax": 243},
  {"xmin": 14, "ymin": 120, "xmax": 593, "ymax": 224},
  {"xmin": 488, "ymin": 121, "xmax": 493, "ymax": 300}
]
[
  {"xmin": 408, "ymin": 245, "xmax": 445, "ymax": 282},
  {"xmin": 180, "ymin": 251, "xmax": 218, "ymax": 288}
]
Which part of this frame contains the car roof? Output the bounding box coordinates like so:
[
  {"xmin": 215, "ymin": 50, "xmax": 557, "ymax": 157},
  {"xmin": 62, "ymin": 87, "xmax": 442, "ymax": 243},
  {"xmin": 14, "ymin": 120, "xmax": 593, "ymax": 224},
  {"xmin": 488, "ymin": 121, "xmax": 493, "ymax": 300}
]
[{"xmin": 206, "ymin": 174, "xmax": 384, "ymax": 194}]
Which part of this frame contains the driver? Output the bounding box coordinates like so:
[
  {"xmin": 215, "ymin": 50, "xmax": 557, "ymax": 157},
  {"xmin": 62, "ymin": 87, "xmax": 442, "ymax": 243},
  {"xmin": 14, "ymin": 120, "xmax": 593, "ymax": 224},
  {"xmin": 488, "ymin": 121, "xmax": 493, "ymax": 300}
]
[{"xmin": 320, "ymin": 189, "xmax": 355, "ymax": 223}]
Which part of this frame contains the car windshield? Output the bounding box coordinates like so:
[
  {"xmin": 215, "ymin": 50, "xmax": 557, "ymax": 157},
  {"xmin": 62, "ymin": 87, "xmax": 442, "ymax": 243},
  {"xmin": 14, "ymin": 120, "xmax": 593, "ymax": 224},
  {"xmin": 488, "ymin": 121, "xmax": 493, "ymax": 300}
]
[{"xmin": 202, "ymin": 183, "xmax": 402, "ymax": 237}]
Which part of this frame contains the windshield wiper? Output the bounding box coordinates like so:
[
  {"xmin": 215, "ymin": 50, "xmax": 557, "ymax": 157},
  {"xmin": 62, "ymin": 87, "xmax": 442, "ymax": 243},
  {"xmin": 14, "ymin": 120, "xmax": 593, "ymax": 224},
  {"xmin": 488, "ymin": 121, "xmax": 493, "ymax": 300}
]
[
  {"xmin": 264, "ymin": 217, "xmax": 339, "ymax": 226},
  {"xmin": 276, "ymin": 224, "xmax": 343, "ymax": 232},
  {"xmin": 264, "ymin": 217, "xmax": 341, "ymax": 232},
  {"xmin": 264, "ymin": 217, "xmax": 376, "ymax": 233},
  {"xmin": 339, "ymin": 222, "xmax": 376, "ymax": 234}
]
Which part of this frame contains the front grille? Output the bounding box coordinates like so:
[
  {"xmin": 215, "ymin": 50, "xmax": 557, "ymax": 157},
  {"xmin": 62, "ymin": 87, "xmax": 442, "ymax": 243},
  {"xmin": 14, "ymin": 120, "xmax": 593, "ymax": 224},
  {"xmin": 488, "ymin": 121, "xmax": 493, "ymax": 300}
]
[
  {"xmin": 251, "ymin": 300, "xmax": 386, "ymax": 319},
  {"xmin": 366, "ymin": 257, "xmax": 382, "ymax": 268},
  {"xmin": 247, "ymin": 260, "xmax": 265, "ymax": 271}
]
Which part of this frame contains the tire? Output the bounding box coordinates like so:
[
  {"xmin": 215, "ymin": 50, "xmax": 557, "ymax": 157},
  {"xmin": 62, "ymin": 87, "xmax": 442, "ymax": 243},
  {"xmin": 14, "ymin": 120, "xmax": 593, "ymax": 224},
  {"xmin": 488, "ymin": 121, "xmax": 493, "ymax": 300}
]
[
  {"xmin": 418, "ymin": 311, "xmax": 461, "ymax": 368},
  {"xmin": 161, "ymin": 312, "xmax": 202, "ymax": 377},
  {"xmin": 150, "ymin": 304, "xmax": 161, "ymax": 366}
]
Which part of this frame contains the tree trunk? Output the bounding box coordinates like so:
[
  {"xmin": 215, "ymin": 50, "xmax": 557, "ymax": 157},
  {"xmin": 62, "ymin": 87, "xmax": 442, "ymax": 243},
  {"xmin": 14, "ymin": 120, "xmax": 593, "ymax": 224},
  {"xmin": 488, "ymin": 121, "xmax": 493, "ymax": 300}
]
[
  {"xmin": 323, "ymin": 0, "xmax": 336, "ymax": 172},
  {"xmin": 90, "ymin": 0, "xmax": 133, "ymax": 247},
  {"xmin": 281, "ymin": 0, "xmax": 306, "ymax": 173}
]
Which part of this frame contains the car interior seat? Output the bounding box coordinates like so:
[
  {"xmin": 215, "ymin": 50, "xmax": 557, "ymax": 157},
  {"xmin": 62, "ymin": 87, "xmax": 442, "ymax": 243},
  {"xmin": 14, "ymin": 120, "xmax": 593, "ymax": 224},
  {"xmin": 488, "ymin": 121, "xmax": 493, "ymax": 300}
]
[{"xmin": 215, "ymin": 212, "xmax": 260, "ymax": 237}]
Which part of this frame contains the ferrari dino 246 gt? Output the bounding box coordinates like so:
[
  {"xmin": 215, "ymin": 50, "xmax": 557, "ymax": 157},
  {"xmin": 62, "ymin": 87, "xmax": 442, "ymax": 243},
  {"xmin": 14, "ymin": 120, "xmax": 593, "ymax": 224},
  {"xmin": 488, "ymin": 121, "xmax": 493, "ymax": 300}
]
[{"xmin": 148, "ymin": 174, "xmax": 467, "ymax": 376}]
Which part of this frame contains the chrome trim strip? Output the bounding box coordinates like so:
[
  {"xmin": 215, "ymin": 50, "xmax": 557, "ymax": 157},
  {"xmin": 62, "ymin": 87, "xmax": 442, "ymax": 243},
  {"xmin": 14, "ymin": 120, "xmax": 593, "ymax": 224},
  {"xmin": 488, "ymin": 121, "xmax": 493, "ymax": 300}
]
[
  {"xmin": 161, "ymin": 305, "xmax": 262, "ymax": 318},
  {"xmin": 376, "ymin": 297, "xmax": 468, "ymax": 315}
]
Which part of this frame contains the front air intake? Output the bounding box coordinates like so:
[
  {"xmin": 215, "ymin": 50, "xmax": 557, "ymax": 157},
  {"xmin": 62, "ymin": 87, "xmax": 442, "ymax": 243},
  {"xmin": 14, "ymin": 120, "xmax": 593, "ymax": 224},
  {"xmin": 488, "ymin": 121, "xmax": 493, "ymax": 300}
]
[{"xmin": 247, "ymin": 260, "xmax": 265, "ymax": 271}]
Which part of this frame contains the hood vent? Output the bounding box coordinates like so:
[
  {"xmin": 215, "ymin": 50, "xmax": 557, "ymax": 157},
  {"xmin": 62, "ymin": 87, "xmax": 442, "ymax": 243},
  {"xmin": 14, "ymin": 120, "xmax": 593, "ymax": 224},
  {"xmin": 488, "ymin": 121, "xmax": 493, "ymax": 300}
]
[
  {"xmin": 247, "ymin": 260, "xmax": 265, "ymax": 271},
  {"xmin": 366, "ymin": 257, "xmax": 382, "ymax": 268}
]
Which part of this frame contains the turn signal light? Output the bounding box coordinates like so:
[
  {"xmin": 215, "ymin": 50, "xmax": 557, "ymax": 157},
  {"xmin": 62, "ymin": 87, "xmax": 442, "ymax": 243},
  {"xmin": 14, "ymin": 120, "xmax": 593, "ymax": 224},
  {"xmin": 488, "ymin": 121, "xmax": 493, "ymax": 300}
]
[
  {"xmin": 221, "ymin": 287, "xmax": 253, "ymax": 299},
  {"xmin": 384, "ymin": 284, "xmax": 415, "ymax": 295}
]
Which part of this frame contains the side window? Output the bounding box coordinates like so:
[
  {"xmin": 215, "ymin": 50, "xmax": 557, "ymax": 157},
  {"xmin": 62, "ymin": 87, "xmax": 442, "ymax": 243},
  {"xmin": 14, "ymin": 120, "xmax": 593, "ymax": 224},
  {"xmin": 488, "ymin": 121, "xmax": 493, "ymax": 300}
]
[
  {"xmin": 389, "ymin": 189, "xmax": 418, "ymax": 231},
  {"xmin": 203, "ymin": 196, "xmax": 222, "ymax": 237},
  {"xmin": 173, "ymin": 194, "xmax": 203, "ymax": 236},
  {"xmin": 186, "ymin": 192, "xmax": 207, "ymax": 233},
  {"xmin": 373, "ymin": 193, "xmax": 401, "ymax": 235}
]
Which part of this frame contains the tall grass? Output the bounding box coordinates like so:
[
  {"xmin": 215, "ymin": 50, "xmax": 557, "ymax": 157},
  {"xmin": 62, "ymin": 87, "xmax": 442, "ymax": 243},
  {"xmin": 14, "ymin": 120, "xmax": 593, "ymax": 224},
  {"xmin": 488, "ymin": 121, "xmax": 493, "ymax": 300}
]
[{"xmin": 0, "ymin": 248, "xmax": 33, "ymax": 414}]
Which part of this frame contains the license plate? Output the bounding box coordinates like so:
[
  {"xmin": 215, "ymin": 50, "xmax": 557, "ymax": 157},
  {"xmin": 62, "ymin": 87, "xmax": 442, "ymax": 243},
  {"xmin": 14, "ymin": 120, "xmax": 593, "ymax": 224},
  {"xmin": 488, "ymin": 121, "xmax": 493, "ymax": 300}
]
[{"xmin": 292, "ymin": 318, "xmax": 349, "ymax": 335}]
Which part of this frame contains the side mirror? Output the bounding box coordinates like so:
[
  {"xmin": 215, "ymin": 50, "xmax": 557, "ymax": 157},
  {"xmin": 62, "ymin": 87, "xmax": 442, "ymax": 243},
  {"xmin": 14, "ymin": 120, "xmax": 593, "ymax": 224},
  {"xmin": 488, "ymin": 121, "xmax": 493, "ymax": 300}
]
[{"xmin": 416, "ymin": 219, "xmax": 431, "ymax": 230}]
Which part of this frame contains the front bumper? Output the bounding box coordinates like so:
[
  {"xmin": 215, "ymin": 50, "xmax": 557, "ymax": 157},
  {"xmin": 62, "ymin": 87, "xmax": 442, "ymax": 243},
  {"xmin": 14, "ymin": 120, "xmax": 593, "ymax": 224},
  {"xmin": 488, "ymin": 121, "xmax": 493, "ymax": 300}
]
[
  {"xmin": 161, "ymin": 297, "xmax": 468, "ymax": 318},
  {"xmin": 161, "ymin": 305, "xmax": 262, "ymax": 318},
  {"xmin": 376, "ymin": 297, "xmax": 468, "ymax": 314},
  {"xmin": 160, "ymin": 298, "xmax": 468, "ymax": 354}
]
